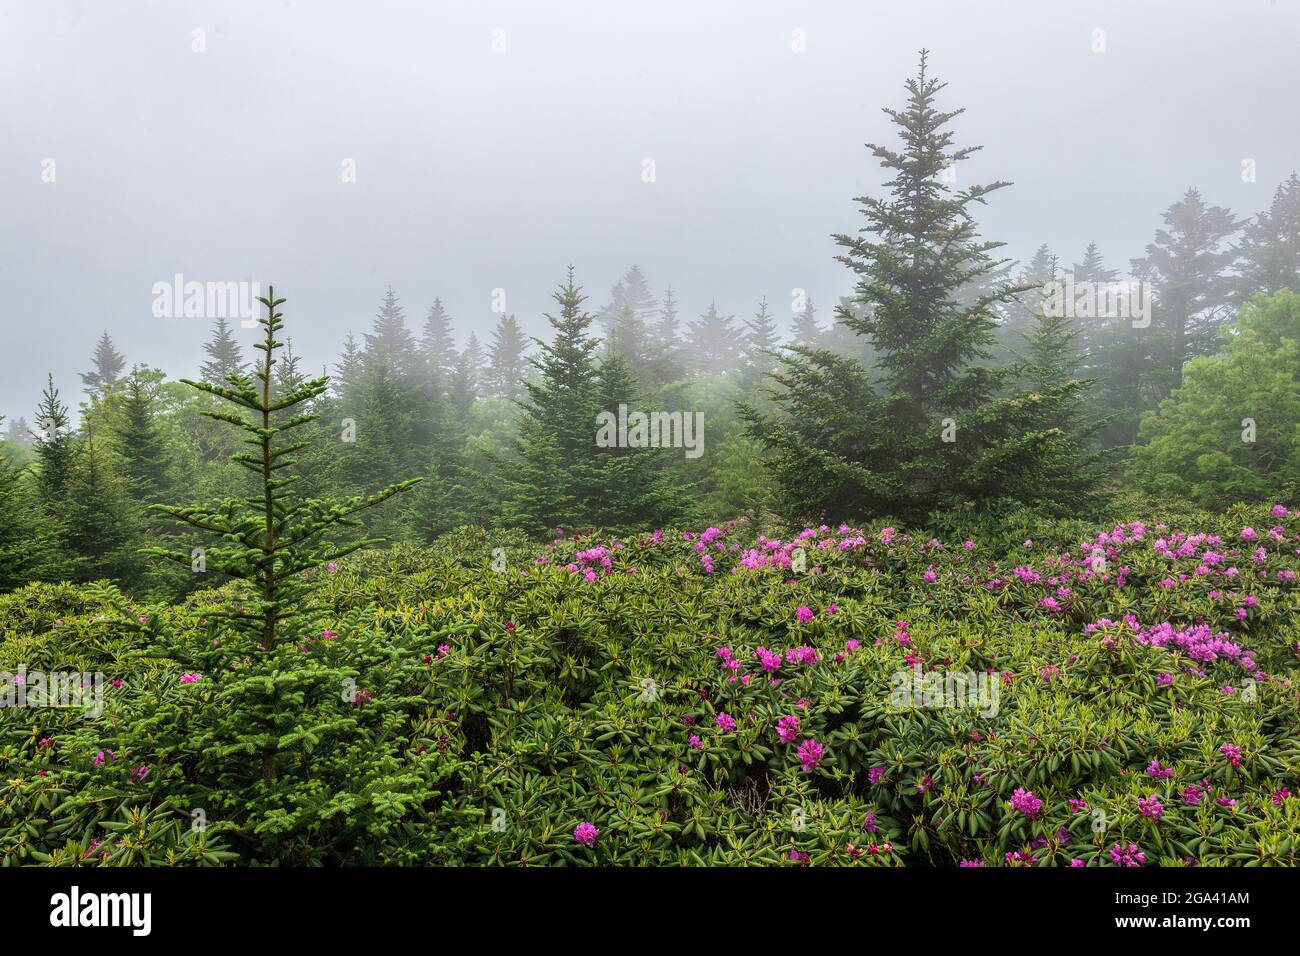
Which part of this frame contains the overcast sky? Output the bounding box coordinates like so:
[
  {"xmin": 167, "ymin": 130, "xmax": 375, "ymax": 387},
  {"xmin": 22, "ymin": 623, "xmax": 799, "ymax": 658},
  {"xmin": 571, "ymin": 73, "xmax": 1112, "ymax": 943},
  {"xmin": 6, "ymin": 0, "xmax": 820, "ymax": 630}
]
[{"xmin": 2, "ymin": 0, "xmax": 1297, "ymax": 421}]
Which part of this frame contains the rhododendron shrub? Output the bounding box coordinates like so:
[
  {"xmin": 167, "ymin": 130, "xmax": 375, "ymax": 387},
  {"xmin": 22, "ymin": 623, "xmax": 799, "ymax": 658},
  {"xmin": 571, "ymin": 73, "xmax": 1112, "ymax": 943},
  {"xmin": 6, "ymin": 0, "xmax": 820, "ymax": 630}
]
[{"xmin": 2, "ymin": 503, "xmax": 1298, "ymax": 866}]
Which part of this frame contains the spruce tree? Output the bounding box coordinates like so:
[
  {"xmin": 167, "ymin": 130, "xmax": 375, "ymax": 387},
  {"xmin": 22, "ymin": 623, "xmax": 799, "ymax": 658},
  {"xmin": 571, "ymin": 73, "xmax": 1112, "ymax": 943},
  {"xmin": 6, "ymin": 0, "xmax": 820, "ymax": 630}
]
[
  {"xmin": 831, "ymin": 51, "xmax": 1020, "ymax": 427},
  {"xmin": 745, "ymin": 52, "xmax": 1091, "ymax": 522},
  {"xmin": 32, "ymin": 374, "xmax": 75, "ymax": 507},
  {"xmin": 332, "ymin": 333, "xmax": 364, "ymax": 398},
  {"xmin": 80, "ymin": 332, "xmax": 127, "ymax": 394},
  {"xmin": 1069, "ymin": 241, "xmax": 1119, "ymax": 364},
  {"xmin": 789, "ymin": 297, "xmax": 823, "ymax": 348},
  {"xmin": 145, "ymin": 288, "xmax": 421, "ymax": 649},
  {"xmin": 449, "ymin": 332, "xmax": 487, "ymax": 419},
  {"xmin": 420, "ymin": 298, "xmax": 459, "ymax": 389},
  {"xmin": 590, "ymin": 354, "xmax": 681, "ymax": 527},
  {"xmin": 0, "ymin": 416, "xmax": 62, "ymax": 589},
  {"xmin": 1235, "ymin": 172, "xmax": 1300, "ymax": 300},
  {"xmin": 1073, "ymin": 241, "xmax": 1118, "ymax": 285},
  {"xmin": 4, "ymin": 416, "xmax": 31, "ymax": 446},
  {"xmin": 1000, "ymin": 244, "xmax": 1058, "ymax": 355},
  {"xmin": 200, "ymin": 317, "xmax": 246, "ymax": 386},
  {"xmin": 1075, "ymin": 241, "xmax": 1163, "ymax": 447},
  {"xmin": 598, "ymin": 265, "xmax": 658, "ymax": 340},
  {"xmin": 502, "ymin": 267, "xmax": 601, "ymax": 532},
  {"xmin": 64, "ymin": 425, "xmax": 139, "ymax": 585},
  {"xmin": 486, "ymin": 313, "xmax": 529, "ymax": 400},
  {"xmin": 741, "ymin": 297, "xmax": 781, "ymax": 388},
  {"xmin": 1013, "ymin": 260, "xmax": 1109, "ymax": 510},
  {"xmin": 113, "ymin": 370, "xmax": 169, "ymax": 499},
  {"xmin": 363, "ymin": 286, "xmax": 418, "ymax": 380},
  {"xmin": 684, "ymin": 302, "xmax": 739, "ymax": 373},
  {"xmin": 604, "ymin": 303, "xmax": 652, "ymax": 380},
  {"xmin": 644, "ymin": 286, "xmax": 685, "ymax": 388},
  {"xmin": 1131, "ymin": 188, "xmax": 1241, "ymax": 388}
]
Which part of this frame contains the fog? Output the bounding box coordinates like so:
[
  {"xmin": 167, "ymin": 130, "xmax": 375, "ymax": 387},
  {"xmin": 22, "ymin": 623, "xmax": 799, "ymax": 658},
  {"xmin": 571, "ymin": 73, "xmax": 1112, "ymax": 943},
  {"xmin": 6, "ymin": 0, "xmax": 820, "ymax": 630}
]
[{"xmin": 2, "ymin": 0, "xmax": 1296, "ymax": 419}]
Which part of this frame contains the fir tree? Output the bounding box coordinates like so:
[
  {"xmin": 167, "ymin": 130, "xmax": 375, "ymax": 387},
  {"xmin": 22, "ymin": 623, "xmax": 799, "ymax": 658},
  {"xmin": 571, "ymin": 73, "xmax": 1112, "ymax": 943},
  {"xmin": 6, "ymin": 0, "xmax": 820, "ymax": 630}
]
[
  {"xmin": 145, "ymin": 288, "xmax": 421, "ymax": 650},
  {"xmin": 644, "ymin": 286, "xmax": 685, "ymax": 388},
  {"xmin": 486, "ymin": 313, "xmax": 529, "ymax": 400},
  {"xmin": 450, "ymin": 332, "xmax": 487, "ymax": 419},
  {"xmin": 1013, "ymin": 260, "xmax": 1109, "ymax": 510},
  {"xmin": 789, "ymin": 297, "xmax": 823, "ymax": 348},
  {"xmin": 1068, "ymin": 241, "xmax": 1120, "ymax": 368},
  {"xmin": 684, "ymin": 302, "xmax": 739, "ymax": 373},
  {"xmin": 741, "ymin": 297, "xmax": 781, "ymax": 387},
  {"xmin": 1075, "ymin": 241, "xmax": 1163, "ymax": 447},
  {"xmin": 1073, "ymin": 241, "xmax": 1118, "ymax": 285},
  {"xmin": 604, "ymin": 303, "xmax": 652, "ymax": 379},
  {"xmin": 363, "ymin": 286, "xmax": 418, "ymax": 380},
  {"xmin": 745, "ymin": 52, "xmax": 1091, "ymax": 522},
  {"xmin": 1235, "ymin": 172, "xmax": 1300, "ymax": 300},
  {"xmin": 332, "ymin": 333, "xmax": 364, "ymax": 398},
  {"xmin": 0, "ymin": 416, "xmax": 62, "ymax": 588},
  {"xmin": 502, "ymin": 267, "xmax": 602, "ymax": 532},
  {"xmin": 32, "ymin": 374, "xmax": 75, "ymax": 507},
  {"xmin": 420, "ymin": 298, "xmax": 459, "ymax": 388},
  {"xmin": 113, "ymin": 370, "xmax": 169, "ymax": 499},
  {"xmin": 3, "ymin": 416, "xmax": 32, "ymax": 447},
  {"xmin": 1131, "ymin": 188, "xmax": 1241, "ymax": 388},
  {"xmin": 64, "ymin": 425, "xmax": 139, "ymax": 585},
  {"xmin": 200, "ymin": 317, "xmax": 246, "ymax": 386},
  {"xmin": 80, "ymin": 332, "xmax": 126, "ymax": 394},
  {"xmin": 590, "ymin": 354, "xmax": 681, "ymax": 527},
  {"xmin": 598, "ymin": 265, "xmax": 658, "ymax": 339},
  {"xmin": 652, "ymin": 287, "xmax": 682, "ymax": 348},
  {"xmin": 1000, "ymin": 244, "xmax": 1058, "ymax": 355}
]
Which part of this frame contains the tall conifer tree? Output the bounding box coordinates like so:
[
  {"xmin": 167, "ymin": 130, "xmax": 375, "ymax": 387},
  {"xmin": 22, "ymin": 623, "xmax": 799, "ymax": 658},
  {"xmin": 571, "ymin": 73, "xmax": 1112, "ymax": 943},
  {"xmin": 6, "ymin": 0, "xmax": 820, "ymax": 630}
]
[
  {"xmin": 80, "ymin": 332, "xmax": 127, "ymax": 394},
  {"xmin": 200, "ymin": 317, "xmax": 246, "ymax": 386}
]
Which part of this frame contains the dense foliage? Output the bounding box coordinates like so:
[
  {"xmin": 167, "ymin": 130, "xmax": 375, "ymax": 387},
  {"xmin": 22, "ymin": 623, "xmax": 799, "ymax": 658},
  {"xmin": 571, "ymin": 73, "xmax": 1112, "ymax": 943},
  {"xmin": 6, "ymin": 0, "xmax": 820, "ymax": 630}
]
[
  {"xmin": 5, "ymin": 56, "xmax": 1298, "ymax": 600},
  {"xmin": 2, "ymin": 503, "xmax": 1298, "ymax": 866},
  {"xmin": 3, "ymin": 53, "xmax": 1300, "ymax": 870}
]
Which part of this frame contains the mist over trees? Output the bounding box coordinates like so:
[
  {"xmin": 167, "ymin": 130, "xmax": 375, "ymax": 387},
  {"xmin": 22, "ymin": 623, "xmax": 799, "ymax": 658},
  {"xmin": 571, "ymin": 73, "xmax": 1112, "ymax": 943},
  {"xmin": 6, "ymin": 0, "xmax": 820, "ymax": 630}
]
[{"xmin": 3, "ymin": 53, "xmax": 1300, "ymax": 600}]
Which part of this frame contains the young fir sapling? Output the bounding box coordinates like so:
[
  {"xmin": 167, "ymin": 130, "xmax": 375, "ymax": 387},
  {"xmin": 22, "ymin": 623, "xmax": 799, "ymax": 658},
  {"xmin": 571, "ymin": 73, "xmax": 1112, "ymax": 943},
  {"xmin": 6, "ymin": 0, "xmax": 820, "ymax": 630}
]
[{"xmin": 144, "ymin": 288, "xmax": 422, "ymax": 649}]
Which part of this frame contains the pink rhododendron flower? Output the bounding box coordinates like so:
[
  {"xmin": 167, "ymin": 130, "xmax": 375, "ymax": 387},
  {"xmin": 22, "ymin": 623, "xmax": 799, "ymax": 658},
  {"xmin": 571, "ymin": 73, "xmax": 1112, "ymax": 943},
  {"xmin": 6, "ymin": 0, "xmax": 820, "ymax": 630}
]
[
  {"xmin": 775, "ymin": 715, "xmax": 800, "ymax": 744},
  {"xmin": 573, "ymin": 822, "xmax": 599, "ymax": 847},
  {"xmin": 1109, "ymin": 843, "xmax": 1146, "ymax": 867},
  {"xmin": 797, "ymin": 738, "xmax": 824, "ymax": 772},
  {"xmin": 1138, "ymin": 795, "xmax": 1163, "ymax": 820},
  {"xmin": 1009, "ymin": 788, "xmax": 1042, "ymax": 818},
  {"xmin": 1146, "ymin": 760, "xmax": 1173, "ymax": 779}
]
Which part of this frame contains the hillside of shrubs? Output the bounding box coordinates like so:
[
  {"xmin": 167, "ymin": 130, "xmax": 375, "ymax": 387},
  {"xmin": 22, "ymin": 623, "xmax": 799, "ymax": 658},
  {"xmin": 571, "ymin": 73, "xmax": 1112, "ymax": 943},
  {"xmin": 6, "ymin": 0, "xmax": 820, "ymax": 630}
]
[
  {"xmin": 2, "ymin": 503, "xmax": 1298, "ymax": 867},
  {"xmin": 4, "ymin": 55, "xmax": 1300, "ymax": 869}
]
